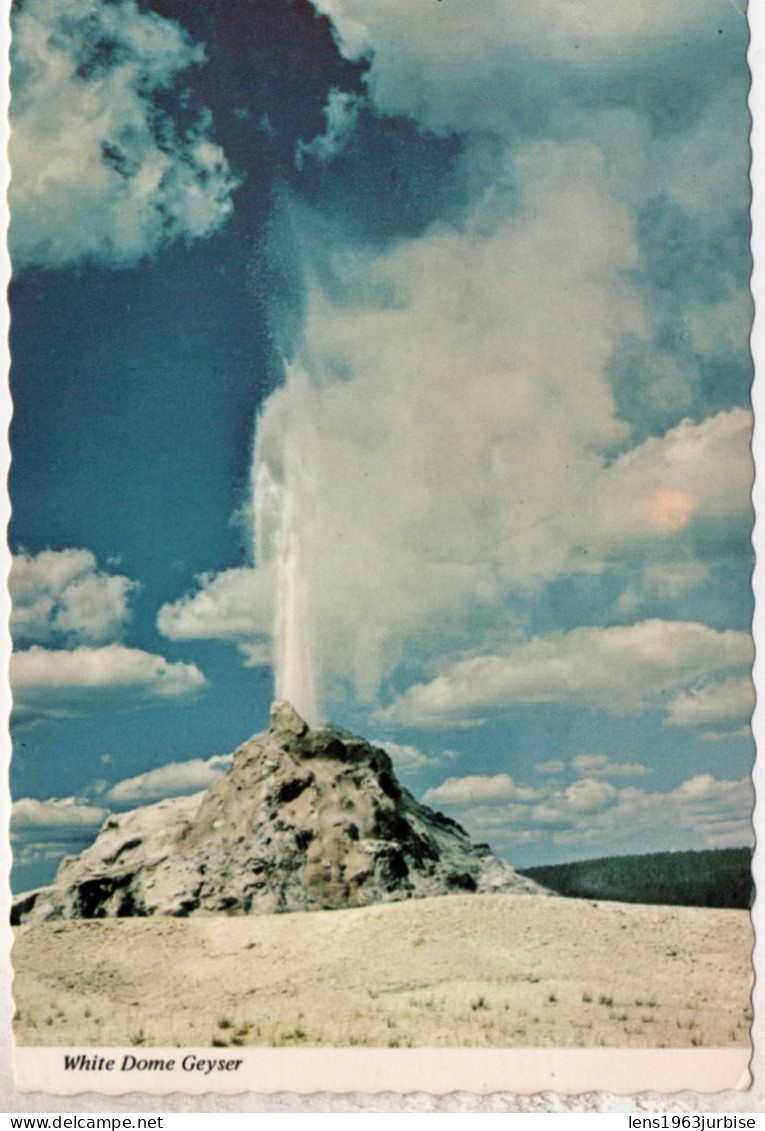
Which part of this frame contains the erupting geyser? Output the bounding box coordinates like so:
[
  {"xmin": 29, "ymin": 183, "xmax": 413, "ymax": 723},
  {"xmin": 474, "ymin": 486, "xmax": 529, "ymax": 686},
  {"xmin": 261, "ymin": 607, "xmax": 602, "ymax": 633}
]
[{"xmin": 254, "ymin": 410, "xmax": 322, "ymax": 725}]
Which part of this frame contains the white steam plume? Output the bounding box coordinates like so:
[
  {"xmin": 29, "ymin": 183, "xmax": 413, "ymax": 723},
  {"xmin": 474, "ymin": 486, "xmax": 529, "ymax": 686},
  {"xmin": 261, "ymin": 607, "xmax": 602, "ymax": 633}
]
[
  {"xmin": 255, "ymin": 401, "xmax": 321, "ymax": 723},
  {"xmin": 250, "ymin": 142, "xmax": 750, "ymax": 719}
]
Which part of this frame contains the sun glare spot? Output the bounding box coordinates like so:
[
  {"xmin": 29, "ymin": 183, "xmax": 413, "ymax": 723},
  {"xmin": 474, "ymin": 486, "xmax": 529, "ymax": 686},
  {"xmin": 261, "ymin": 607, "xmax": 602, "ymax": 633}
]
[{"xmin": 647, "ymin": 488, "xmax": 697, "ymax": 533}]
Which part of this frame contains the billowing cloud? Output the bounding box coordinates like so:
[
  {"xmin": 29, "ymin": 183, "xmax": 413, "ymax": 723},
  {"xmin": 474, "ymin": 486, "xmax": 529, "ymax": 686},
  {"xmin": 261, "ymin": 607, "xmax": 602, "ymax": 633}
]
[
  {"xmin": 11, "ymin": 796, "xmax": 109, "ymax": 831},
  {"xmin": 536, "ymin": 760, "xmax": 566, "ymax": 776},
  {"xmin": 532, "ymin": 774, "xmax": 753, "ymax": 852},
  {"xmin": 423, "ymin": 773, "xmax": 540, "ymax": 807},
  {"xmin": 380, "ymin": 620, "xmax": 753, "ymax": 728},
  {"xmin": 108, "ymin": 754, "xmax": 232, "ymax": 805},
  {"xmin": 595, "ymin": 409, "xmax": 753, "ymax": 542},
  {"xmin": 10, "ymin": 0, "xmax": 238, "ymax": 269},
  {"xmin": 11, "ymin": 798, "xmax": 111, "ymax": 885},
  {"xmin": 533, "ymin": 754, "xmax": 649, "ymax": 779},
  {"xmin": 10, "ymin": 644, "xmax": 207, "ymax": 725},
  {"xmin": 664, "ymin": 676, "xmax": 755, "ymax": 731},
  {"xmin": 10, "ymin": 548, "xmax": 138, "ymax": 646},
  {"xmin": 310, "ymin": 0, "xmax": 736, "ymax": 136},
  {"xmin": 157, "ymin": 567, "xmax": 272, "ymax": 667},
  {"xmin": 533, "ymin": 779, "xmax": 618, "ymax": 823},
  {"xmin": 432, "ymin": 770, "xmax": 753, "ymax": 858},
  {"xmin": 372, "ymin": 739, "xmax": 437, "ymax": 775},
  {"xmin": 310, "ymin": 0, "xmax": 750, "ymax": 401},
  {"xmin": 617, "ymin": 561, "xmax": 711, "ymax": 616},
  {"xmin": 570, "ymin": 754, "xmax": 650, "ymax": 779},
  {"xmin": 296, "ymin": 88, "xmax": 363, "ymax": 168}
]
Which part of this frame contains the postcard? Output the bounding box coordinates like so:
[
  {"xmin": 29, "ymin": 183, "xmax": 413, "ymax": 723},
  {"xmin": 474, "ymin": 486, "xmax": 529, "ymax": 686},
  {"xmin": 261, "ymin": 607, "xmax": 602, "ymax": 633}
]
[{"xmin": 4, "ymin": 0, "xmax": 759, "ymax": 1101}]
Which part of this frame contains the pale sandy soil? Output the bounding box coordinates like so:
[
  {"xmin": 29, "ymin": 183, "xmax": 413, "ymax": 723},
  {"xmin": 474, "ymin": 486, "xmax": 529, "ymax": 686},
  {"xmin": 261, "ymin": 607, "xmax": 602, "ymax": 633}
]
[{"xmin": 12, "ymin": 893, "xmax": 753, "ymax": 1049}]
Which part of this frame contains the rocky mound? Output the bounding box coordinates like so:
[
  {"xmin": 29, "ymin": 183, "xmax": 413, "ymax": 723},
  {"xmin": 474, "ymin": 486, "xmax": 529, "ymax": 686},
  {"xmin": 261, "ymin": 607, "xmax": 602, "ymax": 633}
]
[{"xmin": 13, "ymin": 701, "xmax": 548, "ymax": 923}]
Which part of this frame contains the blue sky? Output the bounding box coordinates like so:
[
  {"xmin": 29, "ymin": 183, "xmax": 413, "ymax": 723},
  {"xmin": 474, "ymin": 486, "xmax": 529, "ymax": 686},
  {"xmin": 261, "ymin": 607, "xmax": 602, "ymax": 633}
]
[{"xmin": 8, "ymin": 0, "xmax": 755, "ymax": 892}]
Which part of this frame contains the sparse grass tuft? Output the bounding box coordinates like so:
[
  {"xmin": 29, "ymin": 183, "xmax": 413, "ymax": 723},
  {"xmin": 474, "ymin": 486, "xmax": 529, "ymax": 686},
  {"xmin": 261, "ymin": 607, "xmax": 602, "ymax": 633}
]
[{"xmin": 599, "ymin": 995, "xmax": 614, "ymax": 1007}]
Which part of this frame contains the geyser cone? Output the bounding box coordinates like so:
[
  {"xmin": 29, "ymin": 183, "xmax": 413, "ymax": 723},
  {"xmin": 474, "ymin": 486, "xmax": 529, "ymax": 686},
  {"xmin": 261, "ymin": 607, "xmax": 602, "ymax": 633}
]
[{"xmin": 13, "ymin": 702, "xmax": 549, "ymax": 923}]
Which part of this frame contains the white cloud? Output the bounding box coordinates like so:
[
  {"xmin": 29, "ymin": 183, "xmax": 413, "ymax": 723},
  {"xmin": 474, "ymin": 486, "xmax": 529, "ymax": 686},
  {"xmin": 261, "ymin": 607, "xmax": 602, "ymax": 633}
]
[
  {"xmin": 296, "ymin": 88, "xmax": 362, "ymax": 168},
  {"xmin": 108, "ymin": 754, "xmax": 232, "ymax": 805},
  {"xmin": 533, "ymin": 779, "xmax": 618, "ymax": 823},
  {"xmin": 664, "ymin": 676, "xmax": 755, "ymax": 730},
  {"xmin": 617, "ymin": 561, "xmax": 711, "ymax": 615},
  {"xmin": 10, "ymin": 644, "xmax": 207, "ymax": 725},
  {"xmin": 10, "ymin": 548, "xmax": 137, "ymax": 646},
  {"xmin": 423, "ymin": 773, "xmax": 540, "ymax": 806},
  {"xmin": 540, "ymin": 774, "xmax": 754, "ymax": 852},
  {"xmin": 11, "ymin": 796, "xmax": 109, "ymax": 830},
  {"xmin": 372, "ymin": 739, "xmax": 436, "ymax": 775},
  {"xmin": 536, "ymin": 760, "xmax": 566, "ymax": 776},
  {"xmin": 416, "ymin": 752, "xmax": 752, "ymax": 858},
  {"xmin": 157, "ymin": 567, "xmax": 272, "ymax": 666},
  {"xmin": 570, "ymin": 753, "xmax": 650, "ymax": 779},
  {"xmin": 380, "ymin": 620, "xmax": 753, "ymax": 728},
  {"xmin": 12, "ymin": 839, "xmax": 92, "ymax": 870},
  {"xmin": 309, "ymin": 0, "xmax": 731, "ymax": 134},
  {"xmin": 441, "ymin": 773, "xmax": 753, "ymax": 859},
  {"xmin": 10, "ymin": 0, "xmax": 238, "ymax": 269},
  {"xmin": 596, "ymin": 409, "xmax": 753, "ymax": 542}
]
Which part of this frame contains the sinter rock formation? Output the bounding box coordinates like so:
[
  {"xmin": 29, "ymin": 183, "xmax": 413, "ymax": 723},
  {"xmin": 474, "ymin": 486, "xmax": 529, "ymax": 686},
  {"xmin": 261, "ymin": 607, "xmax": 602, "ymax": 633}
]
[{"xmin": 13, "ymin": 701, "xmax": 548, "ymax": 923}]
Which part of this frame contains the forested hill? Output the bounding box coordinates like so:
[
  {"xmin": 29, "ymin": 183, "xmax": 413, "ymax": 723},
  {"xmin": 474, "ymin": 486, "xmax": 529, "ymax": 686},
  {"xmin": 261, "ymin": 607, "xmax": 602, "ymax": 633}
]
[{"xmin": 523, "ymin": 848, "xmax": 753, "ymax": 909}]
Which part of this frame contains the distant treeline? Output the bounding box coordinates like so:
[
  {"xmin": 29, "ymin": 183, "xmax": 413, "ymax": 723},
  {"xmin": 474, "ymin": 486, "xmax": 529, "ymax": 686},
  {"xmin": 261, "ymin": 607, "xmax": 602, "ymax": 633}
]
[{"xmin": 523, "ymin": 847, "xmax": 753, "ymax": 909}]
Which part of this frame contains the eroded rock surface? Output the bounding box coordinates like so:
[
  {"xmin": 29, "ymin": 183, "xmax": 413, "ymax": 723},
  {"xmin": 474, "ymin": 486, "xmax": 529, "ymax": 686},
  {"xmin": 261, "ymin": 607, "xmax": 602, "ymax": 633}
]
[{"xmin": 13, "ymin": 701, "xmax": 547, "ymax": 922}]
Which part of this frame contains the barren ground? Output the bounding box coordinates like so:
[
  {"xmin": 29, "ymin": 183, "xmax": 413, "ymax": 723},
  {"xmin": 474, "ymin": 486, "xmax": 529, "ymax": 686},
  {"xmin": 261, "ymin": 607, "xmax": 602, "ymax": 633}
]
[{"xmin": 12, "ymin": 893, "xmax": 753, "ymax": 1049}]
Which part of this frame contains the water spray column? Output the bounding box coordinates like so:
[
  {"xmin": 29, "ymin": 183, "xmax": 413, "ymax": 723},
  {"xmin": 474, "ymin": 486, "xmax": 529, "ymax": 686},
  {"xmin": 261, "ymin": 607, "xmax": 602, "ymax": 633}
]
[{"xmin": 254, "ymin": 404, "xmax": 321, "ymax": 725}]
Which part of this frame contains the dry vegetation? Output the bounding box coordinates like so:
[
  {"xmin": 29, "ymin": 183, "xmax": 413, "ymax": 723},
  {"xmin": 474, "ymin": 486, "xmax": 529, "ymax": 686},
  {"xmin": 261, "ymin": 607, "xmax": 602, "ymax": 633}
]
[{"xmin": 12, "ymin": 893, "xmax": 753, "ymax": 1049}]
